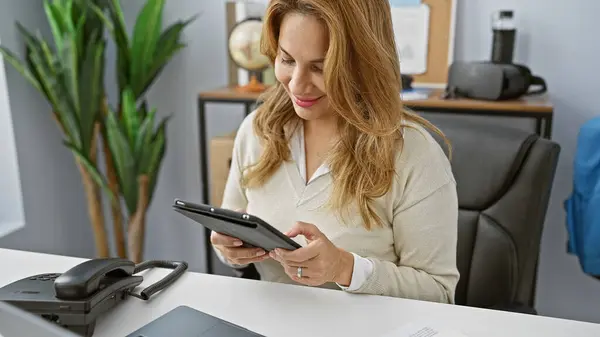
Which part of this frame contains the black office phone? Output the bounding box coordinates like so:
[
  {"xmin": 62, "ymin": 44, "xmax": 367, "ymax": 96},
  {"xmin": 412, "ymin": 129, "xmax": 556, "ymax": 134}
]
[{"xmin": 0, "ymin": 258, "xmax": 188, "ymax": 336}]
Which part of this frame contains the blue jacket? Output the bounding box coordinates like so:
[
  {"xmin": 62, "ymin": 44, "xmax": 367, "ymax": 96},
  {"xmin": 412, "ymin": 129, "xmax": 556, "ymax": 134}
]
[{"xmin": 564, "ymin": 116, "xmax": 600, "ymax": 276}]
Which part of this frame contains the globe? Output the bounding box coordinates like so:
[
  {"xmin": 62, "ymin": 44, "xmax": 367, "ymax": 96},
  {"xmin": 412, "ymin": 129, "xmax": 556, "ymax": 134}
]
[
  {"xmin": 228, "ymin": 17, "xmax": 270, "ymax": 92},
  {"xmin": 229, "ymin": 18, "xmax": 270, "ymax": 71}
]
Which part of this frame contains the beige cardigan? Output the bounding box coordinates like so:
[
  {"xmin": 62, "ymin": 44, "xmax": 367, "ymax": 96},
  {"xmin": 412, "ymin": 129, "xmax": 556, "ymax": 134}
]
[{"xmin": 220, "ymin": 111, "xmax": 460, "ymax": 303}]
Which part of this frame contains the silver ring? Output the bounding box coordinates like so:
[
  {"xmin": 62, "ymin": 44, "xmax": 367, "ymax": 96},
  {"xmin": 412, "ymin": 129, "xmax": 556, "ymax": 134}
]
[{"xmin": 297, "ymin": 266, "xmax": 302, "ymax": 278}]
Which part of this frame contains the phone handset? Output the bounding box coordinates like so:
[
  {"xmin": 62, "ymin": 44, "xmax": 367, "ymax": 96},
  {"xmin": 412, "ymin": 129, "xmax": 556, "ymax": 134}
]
[
  {"xmin": 54, "ymin": 258, "xmax": 135, "ymax": 299},
  {"xmin": 53, "ymin": 258, "xmax": 188, "ymax": 301}
]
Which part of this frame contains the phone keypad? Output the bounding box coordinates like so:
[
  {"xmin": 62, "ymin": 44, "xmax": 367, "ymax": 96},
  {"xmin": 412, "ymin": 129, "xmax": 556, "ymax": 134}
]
[{"xmin": 28, "ymin": 273, "xmax": 61, "ymax": 281}]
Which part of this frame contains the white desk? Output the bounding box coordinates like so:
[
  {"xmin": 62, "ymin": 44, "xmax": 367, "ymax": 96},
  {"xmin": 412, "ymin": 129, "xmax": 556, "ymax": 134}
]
[{"xmin": 0, "ymin": 248, "xmax": 598, "ymax": 337}]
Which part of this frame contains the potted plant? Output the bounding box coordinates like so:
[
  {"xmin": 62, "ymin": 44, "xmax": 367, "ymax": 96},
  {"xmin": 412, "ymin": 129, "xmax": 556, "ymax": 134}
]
[
  {"xmin": 95, "ymin": 0, "xmax": 195, "ymax": 262},
  {"xmin": 104, "ymin": 88, "xmax": 169, "ymax": 263},
  {"xmin": 0, "ymin": 0, "xmax": 194, "ymax": 262}
]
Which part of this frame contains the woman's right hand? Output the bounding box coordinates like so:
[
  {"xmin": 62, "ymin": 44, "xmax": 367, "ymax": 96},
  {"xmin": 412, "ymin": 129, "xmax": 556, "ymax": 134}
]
[{"xmin": 210, "ymin": 231, "xmax": 270, "ymax": 265}]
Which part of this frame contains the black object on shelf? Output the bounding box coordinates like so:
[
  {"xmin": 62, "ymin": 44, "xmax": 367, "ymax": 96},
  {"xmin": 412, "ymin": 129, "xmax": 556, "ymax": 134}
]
[
  {"xmin": 401, "ymin": 74, "xmax": 413, "ymax": 90},
  {"xmin": 491, "ymin": 10, "xmax": 516, "ymax": 64}
]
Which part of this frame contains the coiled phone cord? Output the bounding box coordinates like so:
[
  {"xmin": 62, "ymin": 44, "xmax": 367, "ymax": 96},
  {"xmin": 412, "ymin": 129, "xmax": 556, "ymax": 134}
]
[{"xmin": 128, "ymin": 260, "xmax": 189, "ymax": 300}]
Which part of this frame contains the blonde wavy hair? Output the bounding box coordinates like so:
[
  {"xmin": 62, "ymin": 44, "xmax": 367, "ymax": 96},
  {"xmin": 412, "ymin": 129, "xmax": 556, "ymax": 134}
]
[{"xmin": 241, "ymin": 0, "xmax": 450, "ymax": 230}]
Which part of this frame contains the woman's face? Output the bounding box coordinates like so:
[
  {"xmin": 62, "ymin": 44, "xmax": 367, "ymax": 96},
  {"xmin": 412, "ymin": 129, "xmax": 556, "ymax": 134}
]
[{"xmin": 274, "ymin": 12, "xmax": 330, "ymax": 121}]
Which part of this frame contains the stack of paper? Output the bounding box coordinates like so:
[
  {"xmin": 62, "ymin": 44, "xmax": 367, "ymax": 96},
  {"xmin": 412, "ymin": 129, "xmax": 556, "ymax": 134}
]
[
  {"xmin": 379, "ymin": 323, "xmax": 469, "ymax": 337},
  {"xmin": 401, "ymin": 89, "xmax": 430, "ymax": 101},
  {"xmin": 389, "ymin": 1, "xmax": 430, "ymax": 75}
]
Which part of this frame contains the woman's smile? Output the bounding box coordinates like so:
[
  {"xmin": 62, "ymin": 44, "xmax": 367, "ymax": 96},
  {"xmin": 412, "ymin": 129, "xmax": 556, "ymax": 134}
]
[{"xmin": 293, "ymin": 95, "xmax": 325, "ymax": 108}]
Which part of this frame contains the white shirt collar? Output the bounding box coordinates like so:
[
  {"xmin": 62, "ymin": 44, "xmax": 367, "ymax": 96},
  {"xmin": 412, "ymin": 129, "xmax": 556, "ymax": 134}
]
[{"xmin": 288, "ymin": 122, "xmax": 330, "ymax": 184}]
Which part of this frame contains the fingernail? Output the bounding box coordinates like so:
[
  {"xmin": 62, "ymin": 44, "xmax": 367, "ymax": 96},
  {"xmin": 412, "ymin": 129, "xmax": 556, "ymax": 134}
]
[
  {"xmin": 269, "ymin": 251, "xmax": 275, "ymax": 258},
  {"xmin": 256, "ymin": 250, "xmax": 265, "ymax": 256},
  {"xmin": 234, "ymin": 241, "xmax": 243, "ymax": 246}
]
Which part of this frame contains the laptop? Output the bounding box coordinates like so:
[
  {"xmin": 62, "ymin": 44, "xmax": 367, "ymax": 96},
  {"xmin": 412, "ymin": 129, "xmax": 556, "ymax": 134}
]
[
  {"xmin": 125, "ymin": 305, "xmax": 264, "ymax": 337},
  {"xmin": 0, "ymin": 301, "xmax": 79, "ymax": 337}
]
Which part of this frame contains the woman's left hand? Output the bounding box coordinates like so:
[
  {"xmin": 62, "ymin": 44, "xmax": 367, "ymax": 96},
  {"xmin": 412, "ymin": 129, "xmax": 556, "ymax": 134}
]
[{"xmin": 269, "ymin": 221, "xmax": 354, "ymax": 287}]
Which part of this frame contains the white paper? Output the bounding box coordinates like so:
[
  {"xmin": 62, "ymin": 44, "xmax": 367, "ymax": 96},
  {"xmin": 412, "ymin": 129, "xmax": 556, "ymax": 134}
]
[
  {"xmin": 391, "ymin": 4, "xmax": 430, "ymax": 75},
  {"xmin": 380, "ymin": 323, "xmax": 468, "ymax": 337},
  {"xmin": 401, "ymin": 90, "xmax": 429, "ymax": 101},
  {"xmin": 389, "ymin": 0, "xmax": 422, "ymax": 5}
]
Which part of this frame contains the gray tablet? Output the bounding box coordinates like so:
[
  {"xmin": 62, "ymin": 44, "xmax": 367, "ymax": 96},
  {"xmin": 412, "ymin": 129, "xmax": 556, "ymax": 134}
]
[
  {"xmin": 172, "ymin": 199, "xmax": 301, "ymax": 252},
  {"xmin": 124, "ymin": 305, "xmax": 264, "ymax": 337}
]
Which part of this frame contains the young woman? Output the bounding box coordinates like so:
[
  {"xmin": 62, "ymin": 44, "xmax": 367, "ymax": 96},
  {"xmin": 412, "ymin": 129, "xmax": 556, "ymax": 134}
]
[{"xmin": 211, "ymin": 0, "xmax": 459, "ymax": 304}]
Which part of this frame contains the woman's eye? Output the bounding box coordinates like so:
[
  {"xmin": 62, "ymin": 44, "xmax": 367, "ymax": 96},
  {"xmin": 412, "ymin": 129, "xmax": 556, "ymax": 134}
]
[
  {"xmin": 281, "ymin": 58, "xmax": 295, "ymax": 65},
  {"xmin": 311, "ymin": 65, "xmax": 323, "ymax": 73}
]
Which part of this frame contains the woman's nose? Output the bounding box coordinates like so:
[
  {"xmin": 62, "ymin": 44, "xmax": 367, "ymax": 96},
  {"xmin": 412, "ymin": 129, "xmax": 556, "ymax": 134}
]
[{"xmin": 289, "ymin": 68, "xmax": 311, "ymax": 93}]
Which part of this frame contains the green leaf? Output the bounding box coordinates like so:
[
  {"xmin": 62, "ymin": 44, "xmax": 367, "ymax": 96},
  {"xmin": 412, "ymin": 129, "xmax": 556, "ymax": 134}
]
[
  {"xmin": 160, "ymin": 15, "xmax": 196, "ymax": 42},
  {"xmin": 16, "ymin": 22, "xmax": 52, "ymax": 71},
  {"xmin": 78, "ymin": 32, "xmax": 105, "ymax": 153},
  {"xmin": 147, "ymin": 118, "xmax": 168, "ymax": 205},
  {"xmin": 38, "ymin": 33, "xmax": 60, "ymax": 77},
  {"xmin": 138, "ymin": 100, "xmax": 149, "ymax": 119},
  {"xmin": 27, "ymin": 49, "xmax": 82, "ymax": 146},
  {"xmin": 24, "ymin": 45, "xmax": 49, "ymax": 98},
  {"xmin": 74, "ymin": 13, "xmax": 87, "ymax": 63},
  {"xmin": 0, "ymin": 46, "xmax": 43, "ymax": 95},
  {"xmin": 15, "ymin": 22, "xmax": 57, "ymax": 96},
  {"xmin": 63, "ymin": 0, "xmax": 75, "ymax": 32},
  {"xmin": 88, "ymin": 1, "xmax": 114, "ymax": 33},
  {"xmin": 59, "ymin": 33, "xmax": 81, "ymax": 121},
  {"xmin": 107, "ymin": 0, "xmax": 128, "ymax": 36},
  {"xmin": 106, "ymin": 110, "xmax": 137, "ymax": 215},
  {"xmin": 137, "ymin": 42, "xmax": 185, "ymax": 98},
  {"xmin": 120, "ymin": 88, "xmax": 140, "ymax": 148},
  {"xmin": 46, "ymin": 39, "xmax": 82, "ymax": 147},
  {"xmin": 64, "ymin": 140, "xmax": 116, "ymax": 205},
  {"xmin": 22, "ymin": 42, "xmax": 63, "ymax": 121},
  {"xmin": 134, "ymin": 109, "xmax": 156, "ymax": 173},
  {"xmin": 78, "ymin": 0, "xmax": 108, "ymax": 41},
  {"xmin": 155, "ymin": 16, "xmax": 196, "ymax": 55},
  {"xmin": 135, "ymin": 15, "xmax": 195, "ymax": 98},
  {"xmin": 44, "ymin": 1, "xmax": 69, "ymax": 51},
  {"xmin": 70, "ymin": 0, "xmax": 84, "ymax": 21},
  {"xmin": 130, "ymin": 0, "xmax": 165, "ymax": 96},
  {"xmin": 134, "ymin": 107, "xmax": 155, "ymax": 163},
  {"xmin": 148, "ymin": 116, "xmax": 168, "ymax": 172},
  {"xmin": 106, "ymin": 0, "xmax": 131, "ymax": 97}
]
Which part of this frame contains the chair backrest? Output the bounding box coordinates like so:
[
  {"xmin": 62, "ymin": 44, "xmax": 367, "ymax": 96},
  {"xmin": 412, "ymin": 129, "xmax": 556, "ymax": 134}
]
[{"xmin": 433, "ymin": 119, "xmax": 560, "ymax": 308}]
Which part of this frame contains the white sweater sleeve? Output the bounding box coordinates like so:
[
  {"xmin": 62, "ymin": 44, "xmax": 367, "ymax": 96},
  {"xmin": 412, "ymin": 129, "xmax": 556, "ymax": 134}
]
[
  {"xmin": 344, "ymin": 130, "xmax": 460, "ymax": 303},
  {"xmin": 337, "ymin": 254, "xmax": 374, "ymax": 291},
  {"xmin": 347, "ymin": 181, "xmax": 459, "ymax": 303}
]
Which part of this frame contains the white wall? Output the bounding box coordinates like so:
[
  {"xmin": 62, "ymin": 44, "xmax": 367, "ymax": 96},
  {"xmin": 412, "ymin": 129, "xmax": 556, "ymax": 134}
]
[{"xmin": 0, "ymin": 39, "xmax": 25, "ymax": 238}]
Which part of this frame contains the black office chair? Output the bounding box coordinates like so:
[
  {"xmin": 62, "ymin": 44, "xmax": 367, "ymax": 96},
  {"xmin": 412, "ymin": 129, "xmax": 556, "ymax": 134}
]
[{"xmin": 433, "ymin": 119, "xmax": 560, "ymax": 313}]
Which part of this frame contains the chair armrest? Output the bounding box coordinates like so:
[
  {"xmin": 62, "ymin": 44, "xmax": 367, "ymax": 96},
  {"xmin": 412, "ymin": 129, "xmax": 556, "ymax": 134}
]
[{"xmin": 489, "ymin": 303, "xmax": 537, "ymax": 315}]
